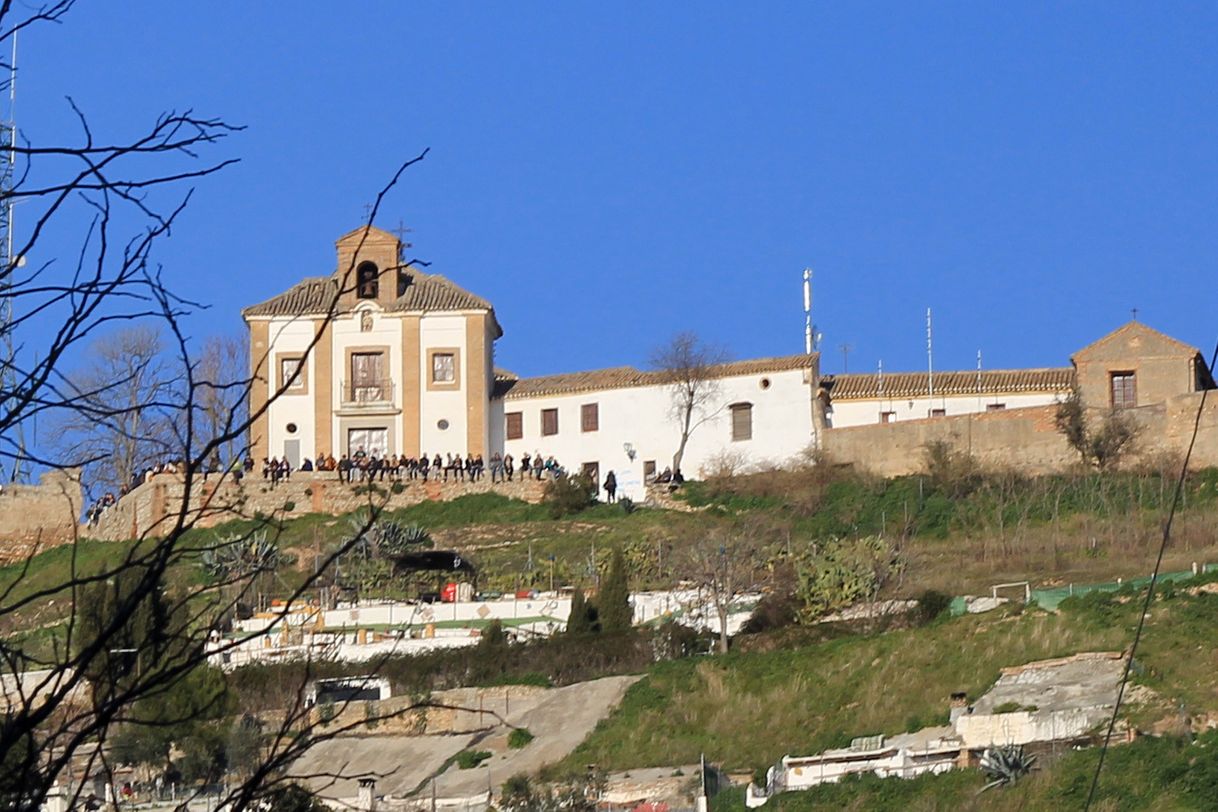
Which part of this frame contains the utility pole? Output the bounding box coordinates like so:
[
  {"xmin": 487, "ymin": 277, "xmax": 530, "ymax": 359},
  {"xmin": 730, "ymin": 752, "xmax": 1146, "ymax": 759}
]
[{"xmin": 839, "ymin": 343, "xmax": 852, "ymax": 374}]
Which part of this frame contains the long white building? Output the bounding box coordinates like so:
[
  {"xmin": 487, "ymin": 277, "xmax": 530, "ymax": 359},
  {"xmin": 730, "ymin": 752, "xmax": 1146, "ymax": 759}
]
[{"xmin": 244, "ymin": 225, "xmax": 1204, "ymax": 501}]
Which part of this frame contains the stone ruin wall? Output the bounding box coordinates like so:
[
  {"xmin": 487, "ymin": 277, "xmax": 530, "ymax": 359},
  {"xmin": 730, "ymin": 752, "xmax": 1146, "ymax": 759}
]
[
  {"xmin": 0, "ymin": 470, "xmax": 83, "ymax": 564},
  {"xmin": 821, "ymin": 391, "xmax": 1218, "ymax": 477},
  {"xmin": 83, "ymin": 472, "xmax": 549, "ymax": 542}
]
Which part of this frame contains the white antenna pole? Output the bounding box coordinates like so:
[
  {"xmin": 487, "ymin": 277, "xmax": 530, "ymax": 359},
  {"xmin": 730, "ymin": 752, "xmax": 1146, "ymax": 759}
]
[
  {"xmin": 976, "ymin": 349, "xmax": 983, "ymax": 410},
  {"xmin": 803, "ymin": 268, "xmax": 813, "ymax": 354},
  {"xmin": 926, "ymin": 307, "xmax": 934, "ymax": 415}
]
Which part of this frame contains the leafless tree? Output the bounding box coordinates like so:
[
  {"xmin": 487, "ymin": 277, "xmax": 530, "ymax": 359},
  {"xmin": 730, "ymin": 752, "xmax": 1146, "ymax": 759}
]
[
  {"xmin": 675, "ymin": 521, "xmax": 767, "ymax": 654},
  {"xmin": 54, "ymin": 325, "xmax": 179, "ymax": 496},
  {"xmin": 194, "ymin": 331, "xmax": 250, "ymax": 469},
  {"xmin": 650, "ymin": 331, "xmax": 729, "ymax": 474},
  {"xmin": 0, "ymin": 4, "xmax": 452, "ymax": 810}
]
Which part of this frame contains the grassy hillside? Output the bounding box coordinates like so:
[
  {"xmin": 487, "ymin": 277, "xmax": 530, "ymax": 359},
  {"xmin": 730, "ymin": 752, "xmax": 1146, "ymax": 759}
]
[{"xmin": 560, "ymin": 580, "xmax": 1218, "ymax": 776}]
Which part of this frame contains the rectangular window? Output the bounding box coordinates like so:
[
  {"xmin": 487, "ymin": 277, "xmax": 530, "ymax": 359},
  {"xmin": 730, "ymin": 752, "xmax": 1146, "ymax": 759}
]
[
  {"xmin": 644, "ymin": 460, "xmax": 657, "ymax": 483},
  {"xmin": 880, "ymin": 411, "xmax": 895, "ymax": 424},
  {"xmin": 541, "ymin": 408, "xmax": 559, "ymax": 436},
  {"xmin": 425, "ymin": 347, "xmax": 461, "ymax": 391},
  {"xmin": 1111, "ymin": 372, "xmax": 1136, "ymax": 409},
  {"xmin": 986, "ymin": 403, "xmax": 1006, "ymax": 412},
  {"xmin": 432, "ymin": 352, "xmax": 455, "ymax": 383},
  {"xmin": 730, "ymin": 403, "xmax": 752, "ymax": 441},
  {"xmin": 505, "ymin": 411, "xmax": 523, "ymax": 441},
  {"xmin": 349, "ymin": 351, "xmax": 386, "ymax": 402},
  {"xmin": 581, "ymin": 403, "xmax": 599, "ymax": 432},
  {"xmin": 930, "ymin": 408, "xmax": 946, "ymax": 417},
  {"xmin": 279, "ymin": 356, "xmax": 306, "ymax": 393}
]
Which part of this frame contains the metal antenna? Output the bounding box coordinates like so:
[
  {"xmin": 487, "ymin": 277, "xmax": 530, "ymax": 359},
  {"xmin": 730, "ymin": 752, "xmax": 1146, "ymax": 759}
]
[
  {"xmin": 0, "ymin": 31, "xmax": 26, "ymax": 482},
  {"xmin": 802, "ymin": 268, "xmax": 815, "ymax": 353},
  {"xmin": 926, "ymin": 307, "xmax": 934, "ymax": 416}
]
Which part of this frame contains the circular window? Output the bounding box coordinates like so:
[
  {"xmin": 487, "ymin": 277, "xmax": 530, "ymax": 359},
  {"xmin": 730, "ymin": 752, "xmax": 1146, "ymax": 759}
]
[
  {"xmin": 759, "ymin": 377, "xmax": 772, "ymax": 390},
  {"xmin": 437, "ymin": 419, "xmax": 450, "ymax": 430},
  {"xmin": 286, "ymin": 422, "xmax": 298, "ymax": 434}
]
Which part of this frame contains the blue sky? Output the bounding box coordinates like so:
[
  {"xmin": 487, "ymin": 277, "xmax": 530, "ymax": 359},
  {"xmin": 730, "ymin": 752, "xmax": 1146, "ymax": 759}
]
[{"xmin": 18, "ymin": 2, "xmax": 1218, "ymax": 377}]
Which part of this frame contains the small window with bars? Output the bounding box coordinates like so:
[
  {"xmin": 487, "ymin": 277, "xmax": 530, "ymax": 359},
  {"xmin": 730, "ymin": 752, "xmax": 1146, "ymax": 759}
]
[
  {"xmin": 1111, "ymin": 372, "xmax": 1136, "ymax": 409},
  {"xmin": 730, "ymin": 403, "xmax": 753, "ymax": 441},
  {"xmin": 506, "ymin": 412, "xmax": 523, "ymax": 440}
]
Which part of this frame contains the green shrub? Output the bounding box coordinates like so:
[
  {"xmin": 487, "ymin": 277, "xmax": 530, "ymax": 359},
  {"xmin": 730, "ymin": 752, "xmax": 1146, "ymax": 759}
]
[
  {"xmin": 508, "ymin": 727, "xmax": 535, "ymax": 749},
  {"xmin": 456, "ymin": 749, "xmax": 492, "ymax": 769},
  {"xmin": 543, "ymin": 474, "xmax": 597, "ymax": 518},
  {"xmin": 391, "ymin": 481, "xmax": 405, "ymax": 494},
  {"xmin": 619, "ymin": 496, "xmax": 636, "ymax": 514},
  {"xmin": 282, "ymin": 501, "xmax": 296, "ymax": 512}
]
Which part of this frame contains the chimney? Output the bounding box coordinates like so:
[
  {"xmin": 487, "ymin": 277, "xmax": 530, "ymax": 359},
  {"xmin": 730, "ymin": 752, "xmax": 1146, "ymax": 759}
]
[{"xmin": 357, "ymin": 778, "xmax": 377, "ymax": 812}]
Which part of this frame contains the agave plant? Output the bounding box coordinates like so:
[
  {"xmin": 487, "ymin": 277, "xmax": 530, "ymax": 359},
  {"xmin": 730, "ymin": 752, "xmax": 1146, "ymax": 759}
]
[
  {"xmin": 980, "ymin": 744, "xmax": 1036, "ymax": 790},
  {"xmin": 202, "ymin": 530, "xmax": 280, "ymax": 580},
  {"xmin": 345, "ymin": 514, "xmax": 432, "ymax": 558}
]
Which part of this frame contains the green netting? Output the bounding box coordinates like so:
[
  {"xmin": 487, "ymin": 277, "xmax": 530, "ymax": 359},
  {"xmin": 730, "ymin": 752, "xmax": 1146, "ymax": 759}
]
[{"xmin": 950, "ymin": 565, "xmax": 1217, "ymax": 614}]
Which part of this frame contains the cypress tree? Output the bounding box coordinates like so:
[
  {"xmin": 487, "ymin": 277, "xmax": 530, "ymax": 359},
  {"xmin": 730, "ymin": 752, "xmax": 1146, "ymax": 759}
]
[
  {"xmin": 567, "ymin": 587, "xmax": 595, "ymax": 634},
  {"xmin": 598, "ymin": 549, "xmax": 632, "ymax": 633}
]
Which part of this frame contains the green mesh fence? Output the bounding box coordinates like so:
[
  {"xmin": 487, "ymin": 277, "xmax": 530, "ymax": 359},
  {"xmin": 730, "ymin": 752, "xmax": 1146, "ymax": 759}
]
[{"xmin": 949, "ymin": 565, "xmax": 1218, "ymax": 614}]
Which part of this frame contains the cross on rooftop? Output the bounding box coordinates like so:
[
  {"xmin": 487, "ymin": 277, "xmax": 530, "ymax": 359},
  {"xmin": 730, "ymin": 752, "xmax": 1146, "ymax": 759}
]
[{"xmin": 392, "ymin": 218, "xmax": 413, "ymax": 248}]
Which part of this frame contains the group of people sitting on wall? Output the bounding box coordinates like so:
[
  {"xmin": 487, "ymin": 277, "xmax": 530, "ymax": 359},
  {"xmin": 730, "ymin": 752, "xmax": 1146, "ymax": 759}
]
[{"xmin": 254, "ymin": 448, "xmax": 570, "ymax": 487}]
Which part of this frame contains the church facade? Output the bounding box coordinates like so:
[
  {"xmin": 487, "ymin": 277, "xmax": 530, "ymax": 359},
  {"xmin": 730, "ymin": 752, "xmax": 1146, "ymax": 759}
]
[{"xmin": 243, "ymin": 226, "xmax": 1214, "ymax": 501}]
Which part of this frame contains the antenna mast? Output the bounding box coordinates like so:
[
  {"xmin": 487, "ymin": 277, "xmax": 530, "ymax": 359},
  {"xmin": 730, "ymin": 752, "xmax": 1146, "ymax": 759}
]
[
  {"xmin": 926, "ymin": 307, "xmax": 934, "ymax": 415},
  {"xmin": 803, "ymin": 268, "xmax": 814, "ymax": 354},
  {"xmin": 0, "ymin": 31, "xmax": 25, "ymax": 482}
]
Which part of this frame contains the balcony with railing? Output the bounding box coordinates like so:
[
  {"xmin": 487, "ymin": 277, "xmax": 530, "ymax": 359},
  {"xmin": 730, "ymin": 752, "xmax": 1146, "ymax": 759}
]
[{"xmin": 340, "ymin": 379, "xmax": 395, "ymax": 407}]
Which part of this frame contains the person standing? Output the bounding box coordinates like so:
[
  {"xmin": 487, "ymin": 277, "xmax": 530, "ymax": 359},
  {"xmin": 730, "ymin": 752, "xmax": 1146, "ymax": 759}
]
[{"xmin": 604, "ymin": 470, "xmax": 617, "ymax": 503}]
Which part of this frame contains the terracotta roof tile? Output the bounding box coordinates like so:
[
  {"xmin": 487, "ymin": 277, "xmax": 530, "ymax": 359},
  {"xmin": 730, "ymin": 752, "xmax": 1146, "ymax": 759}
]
[
  {"xmin": 822, "ymin": 367, "xmax": 1074, "ymax": 401},
  {"xmin": 498, "ymin": 354, "xmax": 815, "ymax": 400},
  {"xmin": 242, "ymin": 268, "xmax": 494, "ymax": 318}
]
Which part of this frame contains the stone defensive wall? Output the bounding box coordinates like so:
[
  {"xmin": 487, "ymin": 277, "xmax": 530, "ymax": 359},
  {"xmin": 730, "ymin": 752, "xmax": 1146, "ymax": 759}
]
[
  {"xmin": 83, "ymin": 473, "xmax": 549, "ymax": 543},
  {"xmin": 822, "ymin": 392, "xmax": 1218, "ymax": 477},
  {"xmin": 0, "ymin": 470, "xmax": 83, "ymax": 563}
]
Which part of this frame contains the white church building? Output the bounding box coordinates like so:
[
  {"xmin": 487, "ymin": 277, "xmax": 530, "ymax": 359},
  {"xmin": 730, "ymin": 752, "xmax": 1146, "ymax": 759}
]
[{"xmin": 241, "ymin": 226, "xmax": 1093, "ymax": 501}]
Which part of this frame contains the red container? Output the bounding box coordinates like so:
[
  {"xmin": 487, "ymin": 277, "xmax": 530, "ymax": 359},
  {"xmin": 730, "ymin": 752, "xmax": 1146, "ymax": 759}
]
[{"xmin": 441, "ymin": 582, "xmax": 458, "ymax": 602}]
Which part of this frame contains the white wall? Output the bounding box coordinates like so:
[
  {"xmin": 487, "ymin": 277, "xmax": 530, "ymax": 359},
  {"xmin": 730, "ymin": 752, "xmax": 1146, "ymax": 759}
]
[
  {"xmin": 419, "ymin": 314, "xmax": 469, "ymax": 455},
  {"xmin": 265, "ymin": 316, "xmax": 322, "ymax": 463},
  {"xmin": 828, "ymin": 392, "xmax": 1063, "ymax": 429},
  {"xmin": 331, "ymin": 305, "xmax": 404, "ymax": 455},
  {"xmin": 495, "ymin": 366, "xmax": 815, "ymax": 501}
]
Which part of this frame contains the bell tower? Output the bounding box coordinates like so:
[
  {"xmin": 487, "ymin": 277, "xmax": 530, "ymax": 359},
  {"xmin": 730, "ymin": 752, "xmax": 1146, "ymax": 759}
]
[{"xmin": 334, "ymin": 225, "xmax": 402, "ymax": 308}]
